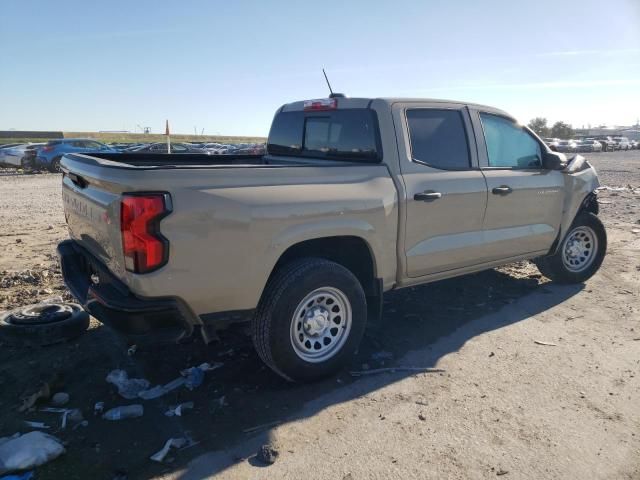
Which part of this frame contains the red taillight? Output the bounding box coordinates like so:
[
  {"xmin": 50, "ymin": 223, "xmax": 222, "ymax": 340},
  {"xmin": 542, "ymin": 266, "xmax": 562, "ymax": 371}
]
[
  {"xmin": 120, "ymin": 193, "xmax": 171, "ymax": 273},
  {"xmin": 303, "ymin": 98, "xmax": 337, "ymax": 111},
  {"xmin": 42, "ymin": 145, "xmax": 55, "ymax": 152}
]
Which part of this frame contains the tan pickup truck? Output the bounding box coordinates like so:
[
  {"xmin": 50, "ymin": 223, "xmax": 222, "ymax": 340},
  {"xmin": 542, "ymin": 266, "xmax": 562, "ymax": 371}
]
[{"xmin": 58, "ymin": 96, "xmax": 606, "ymax": 381}]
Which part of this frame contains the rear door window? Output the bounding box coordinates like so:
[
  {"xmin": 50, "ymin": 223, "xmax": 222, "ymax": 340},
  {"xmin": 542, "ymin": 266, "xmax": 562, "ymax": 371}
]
[
  {"xmin": 268, "ymin": 109, "xmax": 380, "ymax": 162},
  {"xmin": 406, "ymin": 109, "xmax": 471, "ymax": 170}
]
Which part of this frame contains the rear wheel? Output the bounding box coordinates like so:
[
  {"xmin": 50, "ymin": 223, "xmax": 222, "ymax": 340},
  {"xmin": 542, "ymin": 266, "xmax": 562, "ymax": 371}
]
[
  {"xmin": 252, "ymin": 258, "xmax": 367, "ymax": 382},
  {"xmin": 535, "ymin": 212, "xmax": 606, "ymax": 284},
  {"xmin": 49, "ymin": 157, "xmax": 62, "ymax": 173}
]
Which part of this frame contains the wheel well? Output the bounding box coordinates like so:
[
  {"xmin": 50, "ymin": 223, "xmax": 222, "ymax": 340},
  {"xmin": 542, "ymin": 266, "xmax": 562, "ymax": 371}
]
[
  {"xmin": 581, "ymin": 192, "xmax": 599, "ymax": 216},
  {"xmin": 271, "ymin": 236, "xmax": 377, "ymax": 296},
  {"xmin": 548, "ymin": 192, "xmax": 600, "ymax": 256}
]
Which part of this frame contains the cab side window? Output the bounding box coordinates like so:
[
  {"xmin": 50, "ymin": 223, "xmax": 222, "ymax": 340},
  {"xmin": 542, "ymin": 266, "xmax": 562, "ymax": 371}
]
[
  {"xmin": 479, "ymin": 113, "xmax": 542, "ymax": 169},
  {"xmin": 406, "ymin": 109, "xmax": 470, "ymax": 170}
]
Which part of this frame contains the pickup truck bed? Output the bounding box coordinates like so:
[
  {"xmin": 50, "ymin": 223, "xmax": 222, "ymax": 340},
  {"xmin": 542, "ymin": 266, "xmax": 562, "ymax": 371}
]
[
  {"xmin": 72, "ymin": 152, "xmax": 272, "ymax": 167},
  {"xmin": 59, "ymin": 150, "xmax": 398, "ymax": 347}
]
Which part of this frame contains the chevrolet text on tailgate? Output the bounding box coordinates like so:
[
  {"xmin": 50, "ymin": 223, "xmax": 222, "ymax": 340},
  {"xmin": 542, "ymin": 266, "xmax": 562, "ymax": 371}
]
[{"xmin": 58, "ymin": 96, "xmax": 606, "ymax": 382}]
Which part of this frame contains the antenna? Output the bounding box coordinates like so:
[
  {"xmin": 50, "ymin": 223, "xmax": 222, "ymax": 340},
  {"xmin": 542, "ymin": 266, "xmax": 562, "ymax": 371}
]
[
  {"xmin": 322, "ymin": 68, "xmax": 334, "ymax": 96},
  {"xmin": 322, "ymin": 68, "xmax": 346, "ymax": 99}
]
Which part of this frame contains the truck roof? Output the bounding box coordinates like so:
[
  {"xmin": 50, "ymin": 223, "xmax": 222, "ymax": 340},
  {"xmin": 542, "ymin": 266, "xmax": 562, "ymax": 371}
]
[{"xmin": 280, "ymin": 97, "xmax": 514, "ymax": 120}]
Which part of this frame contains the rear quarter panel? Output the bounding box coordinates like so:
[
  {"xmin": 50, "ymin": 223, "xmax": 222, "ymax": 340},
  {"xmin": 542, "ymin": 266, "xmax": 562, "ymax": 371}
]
[{"xmin": 119, "ymin": 164, "xmax": 399, "ymax": 316}]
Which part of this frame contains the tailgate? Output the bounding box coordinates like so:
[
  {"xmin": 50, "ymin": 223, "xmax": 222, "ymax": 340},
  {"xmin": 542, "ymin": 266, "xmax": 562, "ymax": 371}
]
[{"xmin": 61, "ymin": 156, "xmax": 127, "ymax": 278}]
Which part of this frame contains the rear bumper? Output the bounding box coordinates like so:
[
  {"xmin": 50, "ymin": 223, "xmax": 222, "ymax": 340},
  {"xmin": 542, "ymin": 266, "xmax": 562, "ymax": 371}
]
[{"xmin": 57, "ymin": 239, "xmax": 199, "ymax": 343}]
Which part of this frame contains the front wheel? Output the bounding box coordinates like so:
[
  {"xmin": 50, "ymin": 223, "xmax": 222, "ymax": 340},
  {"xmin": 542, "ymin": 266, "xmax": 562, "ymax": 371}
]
[
  {"xmin": 252, "ymin": 258, "xmax": 367, "ymax": 382},
  {"xmin": 535, "ymin": 212, "xmax": 607, "ymax": 284}
]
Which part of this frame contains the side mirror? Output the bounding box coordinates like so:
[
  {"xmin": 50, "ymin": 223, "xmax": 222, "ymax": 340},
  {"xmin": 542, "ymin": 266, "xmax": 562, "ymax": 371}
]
[{"xmin": 542, "ymin": 151, "xmax": 567, "ymax": 170}]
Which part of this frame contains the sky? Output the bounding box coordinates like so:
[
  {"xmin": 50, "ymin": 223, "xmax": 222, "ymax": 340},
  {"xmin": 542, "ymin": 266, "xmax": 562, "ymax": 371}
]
[{"xmin": 1, "ymin": 0, "xmax": 639, "ymax": 136}]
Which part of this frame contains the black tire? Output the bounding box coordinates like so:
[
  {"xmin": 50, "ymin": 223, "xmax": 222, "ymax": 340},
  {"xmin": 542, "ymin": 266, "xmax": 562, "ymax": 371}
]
[
  {"xmin": 49, "ymin": 157, "xmax": 62, "ymax": 173},
  {"xmin": 0, "ymin": 303, "xmax": 90, "ymax": 347},
  {"xmin": 534, "ymin": 212, "xmax": 606, "ymax": 284},
  {"xmin": 252, "ymin": 258, "xmax": 367, "ymax": 382}
]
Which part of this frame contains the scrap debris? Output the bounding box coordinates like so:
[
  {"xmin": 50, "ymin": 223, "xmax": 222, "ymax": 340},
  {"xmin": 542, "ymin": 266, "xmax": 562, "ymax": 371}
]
[
  {"xmin": 149, "ymin": 437, "xmax": 197, "ymax": 463},
  {"xmin": 23, "ymin": 421, "xmax": 50, "ymax": 430},
  {"xmin": 242, "ymin": 420, "xmax": 282, "ymax": 434},
  {"xmin": 106, "ymin": 362, "xmax": 223, "ymax": 401},
  {"xmin": 256, "ymin": 444, "xmax": 279, "ymax": 465},
  {"xmin": 534, "ymin": 340, "xmax": 557, "ymax": 346},
  {"xmin": 40, "ymin": 408, "xmax": 83, "ymax": 430},
  {"xmin": 18, "ymin": 383, "xmax": 50, "ymax": 413},
  {"xmin": 50, "ymin": 392, "xmax": 69, "ymax": 407},
  {"xmin": 0, "ymin": 432, "xmax": 65, "ymax": 475},
  {"xmin": 105, "ymin": 370, "xmax": 150, "ymax": 400},
  {"xmin": 102, "ymin": 405, "xmax": 144, "ymax": 421},
  {"xmin": 164, "ymin": 402, "xmax": 194, "ymax": 417},
  {"xmin": 350, "ymin": 367, "xmax": 445, "ymax": 377}
]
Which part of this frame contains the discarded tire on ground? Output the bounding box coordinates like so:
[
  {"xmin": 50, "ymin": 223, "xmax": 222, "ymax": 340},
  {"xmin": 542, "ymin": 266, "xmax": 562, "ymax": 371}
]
[{"xmin": 0, "ymin": 303, "xmax": 89, "ymax": 347}]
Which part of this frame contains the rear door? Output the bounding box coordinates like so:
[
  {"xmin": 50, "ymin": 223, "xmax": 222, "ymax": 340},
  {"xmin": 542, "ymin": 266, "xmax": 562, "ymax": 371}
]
[
  {"xmin": 470, "ymin": 110, "xmax": 565, "ymax": 260},
  {"xmin": 394, "ymin": 103, "xmax": 488, "ymax": 277}
]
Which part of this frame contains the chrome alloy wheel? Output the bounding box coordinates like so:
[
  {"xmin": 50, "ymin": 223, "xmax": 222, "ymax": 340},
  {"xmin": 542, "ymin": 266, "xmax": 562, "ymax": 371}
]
[
  {"xmin": 562, "ymin": 226, "xmax": 598, "ymax": 273},
  {"xmin": 289, "ymin": 287, "xmax": 352, "ymax": 363}
]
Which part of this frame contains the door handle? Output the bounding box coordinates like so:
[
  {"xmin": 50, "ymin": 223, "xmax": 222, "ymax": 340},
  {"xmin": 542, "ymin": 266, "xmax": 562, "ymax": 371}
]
[
  {"xmin": 492, "ymin": 186, "xmax": 512, "ymax": 195},
  {"xmin": 414, "ymin": 190, "xmax": 442, "ymax": 202},
  {"xmin": 68, "ymin": 172, "xmax": 87, "ymax": 189}
]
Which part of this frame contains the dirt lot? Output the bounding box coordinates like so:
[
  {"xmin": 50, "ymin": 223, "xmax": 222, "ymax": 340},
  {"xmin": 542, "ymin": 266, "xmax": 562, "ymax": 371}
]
[{"xmin": 0, "ymin": 151, "xmax": 639, "ymax": 479}]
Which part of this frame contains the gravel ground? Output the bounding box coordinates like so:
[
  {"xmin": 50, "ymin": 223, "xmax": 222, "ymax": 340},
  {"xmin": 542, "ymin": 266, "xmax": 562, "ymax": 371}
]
[{"xmin": 0, "ymin": 151, "xmax": 638, "ymax": 479}]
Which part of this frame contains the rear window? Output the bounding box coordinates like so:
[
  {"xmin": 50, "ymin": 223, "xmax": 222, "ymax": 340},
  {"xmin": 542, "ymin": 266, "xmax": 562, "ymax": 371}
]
[{"xmin": 268, "ymin": 109, "xmax": 381, "ymax": 162}]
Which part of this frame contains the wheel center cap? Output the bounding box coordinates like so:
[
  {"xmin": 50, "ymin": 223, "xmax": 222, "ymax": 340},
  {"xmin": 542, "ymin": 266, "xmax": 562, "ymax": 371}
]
[
  {"xmin": 304, "ymin": 308, "xmax": 329, "ymax": 336},
  {"xmin": 567, "ymin": 241, "xmax": 582, "ymax": 258}
]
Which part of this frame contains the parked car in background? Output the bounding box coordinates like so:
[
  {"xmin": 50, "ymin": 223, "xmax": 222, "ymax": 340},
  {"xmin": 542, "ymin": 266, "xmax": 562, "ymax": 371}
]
[
  {"xmin": 543, "ymin": 138, "xmax": 561, "ymax": 150},
  {"xmin": 0, "ymin": 144, "xmax": 20, "ymax": 165},
  {"xmin": 123, "ymin": 143, "xmax": 150, "ymax": 151},
  {"xmin": 630, "ymin": 140, "xmax": 639, "ymax": 150},
  {"xmin": 110, "ymin": 143, "xmax": 136, "ymax": 151},
  {"xmin": 555, "ymin": 140, "xmax": 578, "ymax": 153},
  {"xmin": 127, "ymin": 142, "xmax": 210, "ymax": 154},
  {"xmin": 576, "ymin": 139, "xmax": 603, "ymax": 153},
  {"xmin": 612, "ymin": 137, "xmax": 631, "ymax": 150},
  {"xmin": 0, "ymin": 143, "xmax": 45, "ymax": 168},
  {"xmin": 592, "ymin": 136, "xmax": 616, "ymax": 152},
  {"xmin": 0, "ymin": 143, "xmax": 24, "ymax": 150},
  {"xmin": 201, "ymin": 143, "xmax": 230, "ymax": 154},
  {"xmin": 34, "ymin": 139, "xmax": 117, "ymax": 172}
]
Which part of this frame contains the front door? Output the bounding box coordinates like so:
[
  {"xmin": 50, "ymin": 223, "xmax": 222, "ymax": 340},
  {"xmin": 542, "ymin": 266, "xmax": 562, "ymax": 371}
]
[
  {"xmin": 471, "ymin": 110, "xmax": 565, "ymax": 260},
  {"xmin": 396, "ymin": 104, "xmax": 489, "ymax": 277}
]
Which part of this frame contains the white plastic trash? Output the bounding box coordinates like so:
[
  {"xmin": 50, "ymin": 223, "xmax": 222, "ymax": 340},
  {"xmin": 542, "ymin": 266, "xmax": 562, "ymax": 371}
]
[
  {"xmin": 102, "ymin": 404, "xmax": 144, "ymax": 421},
  {"xmin": 106, "ymin": 370, "xmax": 151, "ymax": 399},
  {"xmin": 0, "ymin": 431, "xmax": 65, "ymax": 474}
]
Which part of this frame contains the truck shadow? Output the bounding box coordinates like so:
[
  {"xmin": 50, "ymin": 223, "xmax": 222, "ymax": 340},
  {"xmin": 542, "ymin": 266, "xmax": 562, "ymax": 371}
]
[
  {"xmin": 174, "ymin": 269, "xmax": 583, "ymax": 480},
  {"xmin": 6, "ymin": 265, "xmax": 582, "ymax": 480}
]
